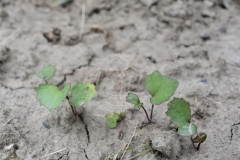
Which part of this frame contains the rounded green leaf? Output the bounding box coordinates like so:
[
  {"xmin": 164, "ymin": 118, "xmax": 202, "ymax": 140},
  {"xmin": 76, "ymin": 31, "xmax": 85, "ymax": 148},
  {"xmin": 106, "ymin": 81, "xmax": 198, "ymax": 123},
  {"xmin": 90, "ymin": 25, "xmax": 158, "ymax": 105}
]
[
  {"xmin": 145, "ymin": 71, "xmax": 179, "ymax": 105},
  {"xmin": 105, "ymin": 112, "xmax": 119, "ymax": 129},
  {"xmin": 36, "ymin": 83, "xmax": 70, "ymax": 109},
  {"xmin": 126, "ymin": 93, "xmax": 142, "ymax": 110},
  {"xmin": 166, "ymin": 98, "xmax": 191, "ymax": 125},
  {"xmin": 193, "ymin": 132, "xmax": 207, "ymax": 143},
  {"xmin": 69, "ymin": 82, "xmax": 96, "ymax": 107},
  {"xmin": 38, "ymin": 65, "xmax": 56, "ymax": 80},
  {"xmin": 178, "ymin": 123, "xmax": 197, "ymax": 136}
]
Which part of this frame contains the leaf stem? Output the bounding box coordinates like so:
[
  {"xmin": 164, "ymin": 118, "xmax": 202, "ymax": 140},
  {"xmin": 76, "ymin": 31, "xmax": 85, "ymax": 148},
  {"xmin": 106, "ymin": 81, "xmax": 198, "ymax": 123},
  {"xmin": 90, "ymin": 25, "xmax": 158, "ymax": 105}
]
[
  {"xmin": 141, "ymin": 105, "xmax": 151, "ymax": 123},
  {"xmin": 150, "ymin": 104, "xmax": 154, "ymax": 120}
]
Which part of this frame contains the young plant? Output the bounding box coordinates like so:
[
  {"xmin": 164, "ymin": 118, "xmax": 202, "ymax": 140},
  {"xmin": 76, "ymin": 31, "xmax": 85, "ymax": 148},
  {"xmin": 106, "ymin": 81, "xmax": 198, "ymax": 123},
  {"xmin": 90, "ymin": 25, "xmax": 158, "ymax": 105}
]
[
  {"xmin": 126, "ymin": 70, "xmax": 179, "ymax": 123},
  {"xmin": 38, "ymin": 65, "xmax": 56, "ymax": 82},
  {"xmin": 166, "ymin": 98, "xmax": 207, "ymax": 150},
  {"xmin": 36, "ymin": 66, "xmax": 96, "ymax": 117},
  {"xmin": 105, "ymin": 112, "xmax": 125, "ymax": 129}
]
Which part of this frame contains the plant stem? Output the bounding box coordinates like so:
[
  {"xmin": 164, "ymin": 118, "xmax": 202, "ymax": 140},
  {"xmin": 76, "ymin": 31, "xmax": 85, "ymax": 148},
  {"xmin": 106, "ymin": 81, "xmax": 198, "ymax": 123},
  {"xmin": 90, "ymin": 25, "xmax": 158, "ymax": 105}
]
[
  {"xmin": 191, "ymin": 137, "xmax": 201, "ymax": 151},
  {"xmin": 66, "ymin": 96, "xmax": 78, "ymax": 117},
  {"xmin": 150, "ymin": 104, "xmax": 154, "ymax": 120},
  {"xmin": 70, "ymin": 106, "xmax": 76, "ymax": 116},
  {"xmin": 141, "ymin": 105, "xmax": 151, "ymax": 123},
  {"xmin": 196, "ymin": 142, "xmax": 201, "ymax": 151},
  {"xmin": 191, "ymin": 137, "xmax": 196, "ymax": 149}
]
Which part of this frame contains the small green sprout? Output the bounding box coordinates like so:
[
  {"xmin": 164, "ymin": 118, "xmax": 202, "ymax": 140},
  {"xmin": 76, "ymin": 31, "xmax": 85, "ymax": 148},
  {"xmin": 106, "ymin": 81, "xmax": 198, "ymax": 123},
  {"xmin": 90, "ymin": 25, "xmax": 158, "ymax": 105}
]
[
  {"xmin": 36, "ymin": 66, "xmax": 96, "ymax": 117},
  {"xmin": 191, "ymin": 132, "xmax": 207, "ymax": 150},
  {"xmin": 126, "ymin": 70, "xmax": 179, "ymax": 123},
  {"xmin": 105, "ymin": 112, "xmax": 125, "ymax": 129},
  {"xmin": 38, "ymin": 65, "xmax": 56, "ymax": 81},
  {"xmin": 166, "ymin": 98, "xmax": 207, "ymax": 150}
]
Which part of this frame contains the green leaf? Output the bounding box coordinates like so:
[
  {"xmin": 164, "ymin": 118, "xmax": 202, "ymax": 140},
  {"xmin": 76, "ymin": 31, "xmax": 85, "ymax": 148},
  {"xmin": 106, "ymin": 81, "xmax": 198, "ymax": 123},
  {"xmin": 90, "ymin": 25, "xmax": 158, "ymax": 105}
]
[
  {"xmin": 69, "ymin": 82, "xmax": 96, "ymax": 107},
  {"xmin": 166, "ymin": 98, "xmax": 197, "ymax": 136},
  {"xmin": 178, "ymin": 123, "xmax": 197, "ymax": 136},
  {"xmin": 126, "ymin": 93, "xmax": 142, "ymax": 110},
  {"xmin": 145, "ymin": 71, "xmax": 179, "ymax": 105},
  {"xmin": 38, "ymin": 65, "xmax": 56, "ymax": 80},
  {"xmin": 36, "ymin": 83, "xmax": 70, "ymax": 109},
  {"xmin": 166, "ymin": 98, "xmax": 191, "ymax": 125},
  {"xmin": 193, "ymin": 132, "xmax": 207, "ymax": 143},
  {"xmin": 105, "ymin": 113, "xmax": 120, "ymax": 129}
]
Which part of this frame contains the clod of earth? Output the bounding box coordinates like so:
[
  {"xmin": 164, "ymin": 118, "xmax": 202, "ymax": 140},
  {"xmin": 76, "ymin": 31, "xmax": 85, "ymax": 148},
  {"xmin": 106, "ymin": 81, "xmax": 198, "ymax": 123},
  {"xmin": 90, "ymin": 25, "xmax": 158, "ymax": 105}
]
[
  {"xmin": 43, "ymin": 28, "xmax": 61, "ymax": 44},
  {"xmin": 141, "ymin": 124, "xmax": 181, "ymax": 159}
]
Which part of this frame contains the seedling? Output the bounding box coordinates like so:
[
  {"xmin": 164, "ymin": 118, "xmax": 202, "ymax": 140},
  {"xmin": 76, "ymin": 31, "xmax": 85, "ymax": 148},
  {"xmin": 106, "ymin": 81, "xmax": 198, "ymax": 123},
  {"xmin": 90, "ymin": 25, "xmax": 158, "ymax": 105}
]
[
  {"xmin": 36, "ymin": 66, "xmax": 96, "ymax": 117},
  {"xmin": 38, "ymin": 65, "xmax": 56, "ymax": 83},
  {"xmin": 166, "ymin": 98, "xmax": 207, "ymax": 150},
  {"xmin": 105, "ymin": 112, "xmax": 125, "ymax": 129},
  {"xmin": 125, "ymin": 71, "xmax": 206, "ymax": 150},
  {"xmin": 126, "ymin": 70, "xmax": 179, "ymax": 123}
]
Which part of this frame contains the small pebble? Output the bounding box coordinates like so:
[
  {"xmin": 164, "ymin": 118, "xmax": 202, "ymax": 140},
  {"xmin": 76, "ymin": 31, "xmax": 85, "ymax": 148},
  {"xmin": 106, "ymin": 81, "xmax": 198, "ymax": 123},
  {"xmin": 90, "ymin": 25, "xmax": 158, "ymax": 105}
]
[
  {"xmin": 201, "ymin": 9, "xmax": 215, "ymax": 18},
  {"xmin": 42, "ymin": 121, "xmax": 51, "ymax": 129},
  {"xmin": 65, "ymin": 35, "xmax": 81, "ymax": 46},
  {"xmin": 219, "ymin": 27, "xmax": 227, "ymax": 33},
  {"xmin": 201, "ymin": 79, "xmax": 208, "ymax": 83},
  {"xmin": 147, "ymin": 56, "xmax": 156, "ymax": 63},
  {"xmin": 200, "ymin": 34, "xmax": 211, "ymax": 41}
]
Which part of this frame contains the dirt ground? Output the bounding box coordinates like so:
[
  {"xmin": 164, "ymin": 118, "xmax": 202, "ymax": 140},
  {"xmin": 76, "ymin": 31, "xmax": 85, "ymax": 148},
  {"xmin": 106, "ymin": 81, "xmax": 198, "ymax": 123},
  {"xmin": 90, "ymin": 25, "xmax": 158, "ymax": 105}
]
[{"xmin": 0, "ymin": 0, "xmax": 240, "ymax": 159}]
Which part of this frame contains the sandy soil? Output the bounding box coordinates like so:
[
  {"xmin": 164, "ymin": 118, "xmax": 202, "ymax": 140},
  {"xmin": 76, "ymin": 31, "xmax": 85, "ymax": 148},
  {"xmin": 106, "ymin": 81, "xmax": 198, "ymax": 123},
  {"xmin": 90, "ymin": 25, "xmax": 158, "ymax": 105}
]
[{"xmin": 0, "ymin": 0, "xmax": 240, "ymax": 159}]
